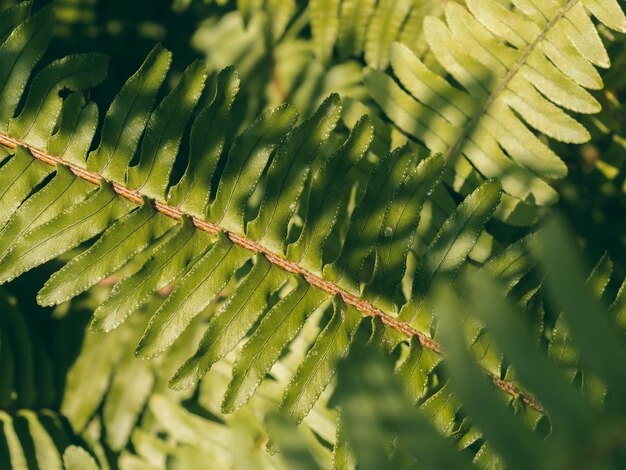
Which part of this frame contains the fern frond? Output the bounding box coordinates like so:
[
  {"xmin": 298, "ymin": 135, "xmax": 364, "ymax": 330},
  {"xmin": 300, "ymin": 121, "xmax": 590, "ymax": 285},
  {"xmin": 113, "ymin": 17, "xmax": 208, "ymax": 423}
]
[
  {"xmin": 305, "ymin": 0, "xmax": 443, "ymax": 70},
  {"xmin": 0, "ymin": 279, "xmax": 334, "ymax": 469},
  {"xmin": 365, "ymin": 0, "xmax": 625, "ymax": 224},
  {"xmin": 0, "ymin": 4, "xmax": 540, "ymax": 437}
]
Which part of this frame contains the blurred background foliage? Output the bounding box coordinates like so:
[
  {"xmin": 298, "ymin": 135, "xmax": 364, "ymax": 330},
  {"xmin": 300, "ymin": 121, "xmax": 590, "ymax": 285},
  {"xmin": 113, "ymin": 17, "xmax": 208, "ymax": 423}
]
[{"xmin": 1, "ymin": 0, "xmax": 626, "ymax": 468}]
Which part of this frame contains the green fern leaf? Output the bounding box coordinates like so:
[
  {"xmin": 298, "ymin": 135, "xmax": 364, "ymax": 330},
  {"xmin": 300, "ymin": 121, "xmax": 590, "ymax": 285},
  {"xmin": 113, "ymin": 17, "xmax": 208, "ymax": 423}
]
[
  {"xmin": 0, "ymin": 181, "xmax": 133, "ymax": 284},
  {"xmin": 87, "ymin": 43, "xmax": 172, "ymax": 180},
  {"xmin": 0, "ymin": 146, "xmax": 53, "ymax": 228},
  {"xmin": 364, "ymin": 0, "xmax": 412, "ymax": 70},
  {"xmin": 310, "ymin": 0, "xmax": 341, "ymax": 65},
  {"xmin": 337, "ymin": 0, "xmax": 375, "ymax": 60},
  {"xmin": 0, "ymin": 165, "xmax": 94, "ymax": 268},
  {"xmin": 395, "ymin": 217, "xmax": 626, "ymax": 469},
  {"xmin": 8, "ymin": 53, "xmax": 108, "ymax": 148},
  {"xmin": 91, "ymin": 217, "xmax": 210, "ymax": 333},
  {"xmin": 37, "ymin": 198, "xmax": 175, "ymax": 306},
  {"xmin": 541, "ymin": 218, "xmax": 626, "ymax": 402},
  {"xmin": 126, "ymin": 60, "xmax": 207, "ymax": 200},
  {"xmin": 167, "ymin": 66, "xmax": 239, "ymax": 216},
  {"xmin": 222, "ymin": 280, "xmax": 327, "ymax": 413},
  {"xmin": 246, "ymin": 93, "xmax": 342, "ymax": 253},
  {"xmin": 0, "ymin": 5, "xmax": 54, "ymax": 131},
  {"xmin": 136, "ymin": 234, "xmax": 252, "ymax": 358},
  {"xmin": 335, "ymin": 347, "xmax": 470, "ymax": 470}
]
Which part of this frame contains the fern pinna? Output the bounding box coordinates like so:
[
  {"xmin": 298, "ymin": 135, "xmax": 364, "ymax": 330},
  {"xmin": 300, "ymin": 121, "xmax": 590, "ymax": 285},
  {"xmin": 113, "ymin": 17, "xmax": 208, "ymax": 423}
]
[{"xmin": 0, "ymin": 1, "xmax": 626, "ymax": 468}]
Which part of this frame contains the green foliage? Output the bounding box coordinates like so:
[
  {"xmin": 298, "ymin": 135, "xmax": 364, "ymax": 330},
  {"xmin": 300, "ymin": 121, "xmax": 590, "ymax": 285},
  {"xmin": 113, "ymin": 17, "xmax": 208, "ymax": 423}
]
[
  {"xmin": 334, "ymin": 218, "xmax": 626, "ymax": 469},
  {"xmin": 0, "ymin": 275, "xmax": 338, "ymax": 468},
  {"xmin": 0, "ymin": 1, "xmax": 626, "ymax": 469},
  {"xmin": 556, "ymin": 63, "xmax": 626, "ymax": 277},
  {"xmin": 0, "ymin": 287, "xmax": 96, "ymax": 469},
  {"xmin": 363, "ymin": 0, "xmax": 621, "ymax": 224}
]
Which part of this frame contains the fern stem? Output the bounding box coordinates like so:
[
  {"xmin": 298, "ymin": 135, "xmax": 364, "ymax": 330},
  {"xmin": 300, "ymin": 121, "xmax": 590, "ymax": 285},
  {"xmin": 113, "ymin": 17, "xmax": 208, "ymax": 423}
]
[{"xmin": 0, "ymin": 132, "xmax": 544, "ymax": 413}]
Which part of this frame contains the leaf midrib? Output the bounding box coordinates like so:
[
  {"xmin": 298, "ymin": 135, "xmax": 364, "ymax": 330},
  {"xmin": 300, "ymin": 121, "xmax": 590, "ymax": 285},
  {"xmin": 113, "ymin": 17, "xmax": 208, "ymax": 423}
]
[{"xmin": 0, "ymin": 131, "xmax": 544, "ymax": 413}]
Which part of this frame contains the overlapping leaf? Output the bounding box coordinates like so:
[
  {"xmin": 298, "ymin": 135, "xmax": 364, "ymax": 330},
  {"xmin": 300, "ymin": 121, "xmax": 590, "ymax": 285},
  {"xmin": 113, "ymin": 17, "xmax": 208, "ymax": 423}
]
[{"xmin": 429, "ymin": 217, "xmax": 626, "ymax": 469}]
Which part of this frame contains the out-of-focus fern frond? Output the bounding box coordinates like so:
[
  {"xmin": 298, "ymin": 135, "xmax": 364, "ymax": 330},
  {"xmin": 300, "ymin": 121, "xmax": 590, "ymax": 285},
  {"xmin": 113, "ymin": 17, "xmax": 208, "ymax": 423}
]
[
  {"xmin": 366, "ymin": 0, "xmax": 626, "ymax": 225},
  {"xmin": 56, "ymin": 286, "xmax": 336, "ymax": 469},
  {"xmin": 332, "ymin": 218, "xmax": 626, "ymax": 469},
  {"xmin": 0, "ymin": 277, "xmax": 336, "ymax": 469}
]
